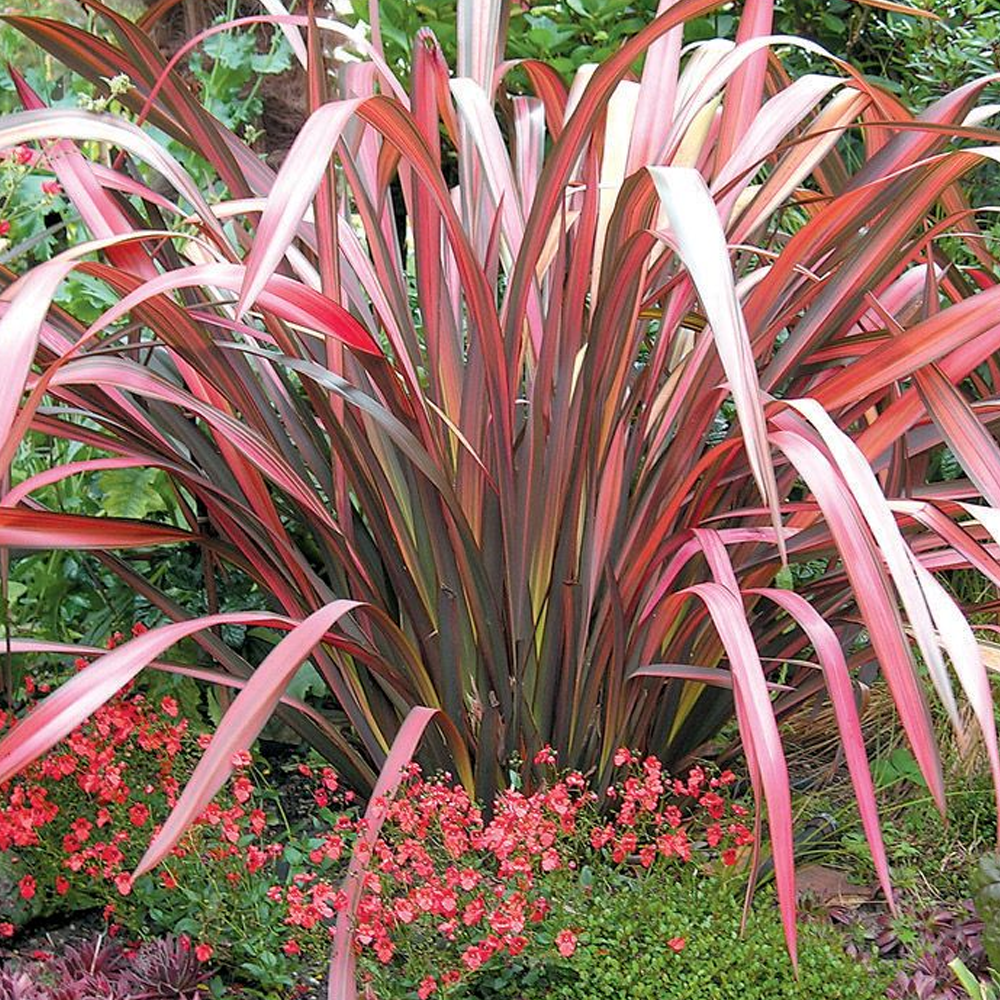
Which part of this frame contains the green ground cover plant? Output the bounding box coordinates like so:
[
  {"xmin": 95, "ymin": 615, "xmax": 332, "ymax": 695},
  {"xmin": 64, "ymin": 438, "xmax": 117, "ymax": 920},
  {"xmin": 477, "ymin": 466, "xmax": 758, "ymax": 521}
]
[{"xmin": 4, "ymin": 0, "xmax": 1000, "ymax": 996}]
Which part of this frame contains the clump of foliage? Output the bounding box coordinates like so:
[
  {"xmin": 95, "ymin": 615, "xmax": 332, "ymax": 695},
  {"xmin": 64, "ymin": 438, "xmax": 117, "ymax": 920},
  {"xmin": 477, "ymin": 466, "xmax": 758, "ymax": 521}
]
[
  {"xmin": 1, "ymin": 653, "xmax": 760, "ymax": 996},
  {"xmin": 525, "ymin": 865, "xmax": 894, "ymax": 1000},
  {"xmin": 4, "ymin": 0, "xmax": 1000, "ymax": 991},
  {"xmin": 0, "ymin": 934, "xmax": 213, "ymax": 1000},
  {"xmin": 833, "ymin": 897, "xmax": 986, "ymax": 1000}
]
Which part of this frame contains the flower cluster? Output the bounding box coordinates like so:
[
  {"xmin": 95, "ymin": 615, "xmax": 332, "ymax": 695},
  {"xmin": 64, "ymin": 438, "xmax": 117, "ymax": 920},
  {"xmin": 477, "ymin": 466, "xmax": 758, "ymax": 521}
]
[
  {"xmin": 0, "ymin": 628, "xmax": 192, "ymax": 928},
  {"xmin": 337, "ymin": 749, "xmax": 752, "ymax": 998},
  {"xmin": 338, "ymin": 761, "xmax": 594, "ymax": 997},
  {"xmin": 0, "ymin": 640, "xmax": 753, "ymax": 997},
  {"xmin": 590, "ymin": 749, "xmax": 752, "ymax": 870}
]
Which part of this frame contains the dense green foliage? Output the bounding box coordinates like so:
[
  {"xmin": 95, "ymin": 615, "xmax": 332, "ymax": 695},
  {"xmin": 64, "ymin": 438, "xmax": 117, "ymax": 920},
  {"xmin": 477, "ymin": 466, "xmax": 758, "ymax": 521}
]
[
  {"xmin": 352, "ymin": 0, "xmax": 1000, "ymax": 105},
  {"xmin": 526, "ymin": 867, "xmax": 894, "ymax": 1000}
]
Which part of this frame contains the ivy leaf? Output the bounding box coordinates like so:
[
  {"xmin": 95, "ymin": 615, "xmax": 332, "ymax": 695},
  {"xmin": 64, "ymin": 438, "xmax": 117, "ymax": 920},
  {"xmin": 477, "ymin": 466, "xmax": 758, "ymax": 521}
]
[
  {"xmin": 284, "ymin": 661, "xmax": 324, "ymax": 703},
  {"xmin": 97, "ymin": 468, "xmax": 168, "ymax": 520}
]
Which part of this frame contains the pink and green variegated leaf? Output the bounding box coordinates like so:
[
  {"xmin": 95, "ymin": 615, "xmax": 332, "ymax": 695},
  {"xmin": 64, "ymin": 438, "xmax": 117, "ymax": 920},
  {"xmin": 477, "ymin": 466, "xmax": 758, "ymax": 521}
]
[
  {"xmin": 671, "ymin": 580, "xmax": 797, "ymax": 966},
  {"xmin": 747, "ymin": 587, "xmax": 894, "ymax": 907},
  {"xmin": 0, "ymin": 508, "xmax": 194, "ymax": 550},
  {"xmin": 10, "ymin": 69, "xmax": 157, "ymax": 278},
  {"xmin": 914, "ymin": 364, "xmax": 1000, "ymax": 509},
  {"xmin": 88, "ymin": 261, "xmax": 381, "ymax": 355},
  {"xmin": 770, "ymin": 428, "xmax": 945, "ymax": 811},
  {"xmin": 627, "ymin": 0, "xmax": 684, "ymax": 171},
  {"xmin": 632, "ymin": 663, "xmax": 794, "ymax": 691},
  {"xmin": 650, "ymin": 166, "xmax": 785, "ymax": 555},
  {"xmin": 906, "ymin": 560, "xmax": 1000, "ymax": 827},
  {"xmin": 328, "ymin": 707, "xmax": 441, "ymax": 1000},
  {"xmin": 2, "ymin": 457, "xmax": 179, "ymax": 508},
  {"xmin": 3, "ymin": 636, "xmax": 370, "ymax": 777},
  {"xmin": 712, "ymin": 73, "xmax": 844, "ymax": 222},
  {"xmin": 0, "ymin": 612, "xmax": 319, "ymax": 784},
  {"xmin": 45, "ymin": 357, "xmax": 339, "ymax": 531},
  {"xmin": 781, "ymin": 398, "xmax": 959, "ymax": 731},
  {"xmin": 0, "ymin": 108, "xmax": 226, "ymax": 242},
  {"xmin": 133, "ymin": 601, "xmax": 362, "ymax": 876},
  {"xmin": 237, "ymin": 99, "xmax": 361, "ymax": 315},
  {"xmin": 716, "ymin": 0, "xmax": 773, "ymax": 166},
  {"xmin": 457, "ymin": 0, "xmax": 505, "ymax": 93},
  {"xmin": 0, "ymin": 260, "xmax": 76, "ymax": 467}
]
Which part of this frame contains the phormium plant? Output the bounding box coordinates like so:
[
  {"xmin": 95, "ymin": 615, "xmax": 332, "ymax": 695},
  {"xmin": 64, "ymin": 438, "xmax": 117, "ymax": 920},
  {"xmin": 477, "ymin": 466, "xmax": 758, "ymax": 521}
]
[{"xmin": 3, "ymin": 0, "xmax": 1000, "ymax": 994}]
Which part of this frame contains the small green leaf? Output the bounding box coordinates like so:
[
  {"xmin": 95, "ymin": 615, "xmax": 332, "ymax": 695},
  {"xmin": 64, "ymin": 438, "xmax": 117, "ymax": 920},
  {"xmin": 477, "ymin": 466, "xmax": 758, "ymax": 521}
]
[{"xmin": 97, "ymin": 468, "xmax": 168, "ymax": 520}]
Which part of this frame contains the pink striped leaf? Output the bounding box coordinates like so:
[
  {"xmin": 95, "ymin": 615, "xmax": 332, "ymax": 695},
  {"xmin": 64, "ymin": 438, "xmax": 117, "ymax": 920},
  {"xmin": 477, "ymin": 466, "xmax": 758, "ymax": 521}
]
[
  {"xmin": 782, "ymin": 398, "xmax": 958, "ymax": 729},
  {"xmin": 133, "ymin": 601, "xmax": 363, "ymax": 877},
  {"xmin": 650, "ymin": 166, "xmax": 784, "ymax": 556},
  {"xmin": 3, "ymin": 457, "xmax": 180, "ymax": 508},
  {"xmin": 632, "ymin": 663, "xmax": 794, "ymax": 691},
  {"xmin": 0, "ymin": 108, "xmax": 225, "ymax": 241},
  {"xmin": 673, "ymin": 580, "xmax": 797, "ymax": 965},
  {"xmin": 914, "ymin": 364, "xmax": 1000, "ymax": 509},
  {"xmin": 86, "ymin": 261, "xmax": 380, "ymax": 355},
  {"xmin": 770, "ymin": 428, "xmax": 945, "ymax": 811},
  {"xmin": 716, "ymin": 0, "xmax": 774, "ymax": 167},
  {"xmin": 626, "ymin": 0, "xmax": 683, "ymax": 171},
  {"xmin": 0, "ymin": 260, "xmax": 76, "ymax": 468},
  {"xmin": 2, "ymin": 637, "xmax": 366, "ymax": 772},
  {"xmin": 748, "ymin": 587, "xmax": 894, "ymax": 907},
  {"xmin": 0, "ymin": 612, "xmax": 313, "ymax": 785},
  {"xmin": 906, "ymin": 560, "xmax": 1000, "ymax": 826},
  {"xmin": 457, "ymin": 0, "xmax": 505, "ymax": 92},
  {"xmin": 0, "ymin": 508, "xmax": 193, "ymax": 550},
  {"xmin": 328, "ymin": 706, "xmax": 440, "ymax": 1000},
  {"xmin": 237, "ymin": 100, "xmax": 362, "ymax": 316}
]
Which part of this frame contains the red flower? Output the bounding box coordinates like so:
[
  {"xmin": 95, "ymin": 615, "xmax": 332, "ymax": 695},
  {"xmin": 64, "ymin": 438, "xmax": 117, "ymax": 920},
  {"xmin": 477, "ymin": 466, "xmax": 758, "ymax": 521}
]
[
  {"xmin": 18, "ymin": 875, "xmax": 36, "ymax": 900},
  {"xmin": 533, "ymin": 745, "xmax": 557, "ymax": 766},
  {"xmin": 0, "ymin": 220, "xmax": 9, "ymax": 236},
  {"xmin": 160, "ymin": 696, "xmax": 179, "ymax": 718},
  {"xmin": 55, "ymin": 876, "xmax": 70, "ymax": 896},
  {"xmin": 41, "ymin": 180, "xmax": 60, "ymax": 196},
  {"xmin": 699, "ymin": 791, "xmax": 725, "ymax": 819},
  {"xmin": 461, "ymin": 945, "xmax": 487, "ymax": 971},
  {"xmin": 195, "ymin": 943, "xmax": 213, "ymax": 962},
  {"xmin": 722, "ymin": 848, "xmax": 738, "ymax": 866},
  {"xmin": 462, "ymin": 896, "xmax": 485, "ymax": 926},
  {"xmin": 128, "ymin": 803, "xmax": 150, "ymax": 827},
  {"xmin": 555, "ymin": 929, "xmax": 577, "ymax": 957},
  {"xmin": 613, "ymin": 747, "xmax": 633, "ymax": 767},
  {"xmin": 282, "ymin": 939, "xmax": 302, "ymax": 956},
  {"xmin": 115, "ymin": 874, "xmax": 132, "ymax": 896},
  {"xmin": 0, "ymin": 923, "xmax": 13, "ymax": 938},
  {"xmin": 417, "ymin": 976, "xmax": 437, "ymax": 999},
  {"xmin": 667, "ymin": 936, "xmax": 686, "ymax": 952},
  {"xmin": 232, "ymin": 776, "xmax": 254, "ymax": 804}
]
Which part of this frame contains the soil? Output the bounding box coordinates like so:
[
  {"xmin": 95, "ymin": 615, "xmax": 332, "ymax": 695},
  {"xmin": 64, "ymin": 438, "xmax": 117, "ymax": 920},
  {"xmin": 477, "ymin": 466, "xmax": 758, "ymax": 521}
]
[{"xmin": 0, "ymin": 907, "xmax": 105, "ymax": 967}]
